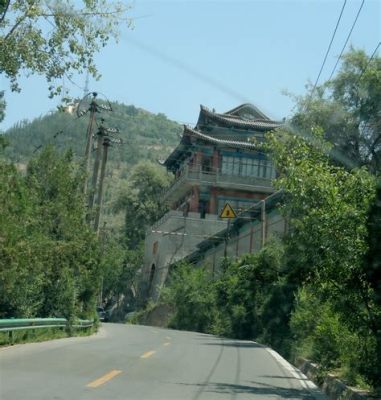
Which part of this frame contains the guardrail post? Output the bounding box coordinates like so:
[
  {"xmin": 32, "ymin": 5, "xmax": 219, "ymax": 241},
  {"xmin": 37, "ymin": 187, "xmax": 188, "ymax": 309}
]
[{"xmin": 9, "ymin": 330, "xmax": 13, "ymax": 345}]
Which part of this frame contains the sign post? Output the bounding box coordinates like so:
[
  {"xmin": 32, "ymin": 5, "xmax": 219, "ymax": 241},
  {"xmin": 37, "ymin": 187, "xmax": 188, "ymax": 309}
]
[{"xmin": 219, "ymin": 203, "xmax": 237, "ymax": 258}]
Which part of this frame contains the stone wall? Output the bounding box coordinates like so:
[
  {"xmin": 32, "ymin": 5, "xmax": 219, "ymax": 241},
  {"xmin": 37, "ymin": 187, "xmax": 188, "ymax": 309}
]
[
  {"xmin": 191, "ymin": 207, "xmax": 286, "ymax": 273},
  {"xmin": 142, "ymin": 211, "xmax": 227, "ymax": 300},
  {"xmin": 141, "ymin": 192, "xmax": 285, "ymax": 302}
]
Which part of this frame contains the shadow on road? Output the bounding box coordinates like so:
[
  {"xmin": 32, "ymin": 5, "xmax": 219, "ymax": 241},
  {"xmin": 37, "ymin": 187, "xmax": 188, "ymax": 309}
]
[
  {"xmin": 260, "ymin": 375, "xmax": 311, "ymax": 381},
  {"xmin": 199, "ymin": 341, "xmax": 262, "ymax": 348},
  {"xmin": 176, "ymin": 381, "xmax": 316, "ymax": 399}
]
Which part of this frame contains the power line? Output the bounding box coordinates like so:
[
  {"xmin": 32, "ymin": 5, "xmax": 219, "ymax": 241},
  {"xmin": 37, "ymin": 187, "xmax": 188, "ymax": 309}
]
[
  {"xmin": 124, "ymin": 35, "xmax": 276, "ymax": 114},
  {"xmin": 312, "ymin": 0, "xmax": 347, "ymax": 92},
  {"xmin": 33, "ymin": 113, "xmax": 81, "ymax": 153},
  {"xmin": 355, "ymin": 41, "xmax": 381, "ymax": 87},
  {"xmin": 329, "ymin": 0, "xmax": 365, "ymax": 81},
  {"xmin": 0, "ymin": 0, "xmax": 10, "ymax": 23}
]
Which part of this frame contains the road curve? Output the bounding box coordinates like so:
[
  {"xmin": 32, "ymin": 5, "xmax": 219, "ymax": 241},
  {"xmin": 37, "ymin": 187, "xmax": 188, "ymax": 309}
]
[{"xmin": 0, "ymin": 323, "xmax": 325, "ymax": 400}]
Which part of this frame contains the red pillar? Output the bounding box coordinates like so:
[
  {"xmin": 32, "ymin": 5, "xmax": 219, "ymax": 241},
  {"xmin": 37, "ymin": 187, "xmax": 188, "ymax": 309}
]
[
  {"xmin": 194, "ymin": 151, "xmax": 202, "ymax": 170},
  {"xmin": 212, "ymin": 149, "xmax": 219, "ymax": 172},
  {"xmin": 209, "ymin": 188, "xmax": 217, "ymax": 214},
  {"xmin": 189, "ymin": 186, "xmax": 199, "ymax": 212}
]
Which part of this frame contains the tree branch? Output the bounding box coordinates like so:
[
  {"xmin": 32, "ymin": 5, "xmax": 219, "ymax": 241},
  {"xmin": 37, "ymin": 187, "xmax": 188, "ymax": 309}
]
[
  {"xmin": 3, "ymin": 3, "xmax": 36, "ymax": 41},
  {"xmin": 0, "ymin": 0, "xmax": 11, "ymax": 23}
]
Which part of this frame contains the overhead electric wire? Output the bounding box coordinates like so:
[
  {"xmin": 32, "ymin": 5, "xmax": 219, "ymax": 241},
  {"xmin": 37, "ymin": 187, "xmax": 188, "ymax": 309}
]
[
  {"xmin": 329, "ymin": 0, "xmax": 365, "ymax": 81},
  {"xmin": 355, "ymin": 41, "xmax": 381, "ymax": 86},
  {"xmin": 126, "ymin": 36, "xmax": 255, "ymax": 105},
  {"xmin": 312, "ymin": 0, "xmax": 347, "ymax": 92},
  {"xmin": 33, "ymin": 113, "xmax": 81, "ymax": 153}
]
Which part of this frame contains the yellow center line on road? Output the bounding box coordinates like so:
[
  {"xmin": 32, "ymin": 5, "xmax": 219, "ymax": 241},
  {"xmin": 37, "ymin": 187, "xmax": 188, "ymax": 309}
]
[
  {"xmin": 86, "ymin": 369, "xmax": 122, "ymax": 388},
  {"xmin": 163, "ymin": 342, "xmax": 171, "ymax": 346},
  {"xmin": 140, "ymin": 350, "xmax": 156, "ymax": 359}
]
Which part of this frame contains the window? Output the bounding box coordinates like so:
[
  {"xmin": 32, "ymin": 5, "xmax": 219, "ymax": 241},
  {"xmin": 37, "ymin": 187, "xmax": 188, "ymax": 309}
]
[
  {"xmin": 221, "ymin": 156, "xmax": 274, "ymax": 179},
  {"xmin": 202, "ymin": 157, "xmax": 212, "ymax": 173},
  {"xmin": 221, "ymin": 155, "xmax": 240, "ymax": 175}
]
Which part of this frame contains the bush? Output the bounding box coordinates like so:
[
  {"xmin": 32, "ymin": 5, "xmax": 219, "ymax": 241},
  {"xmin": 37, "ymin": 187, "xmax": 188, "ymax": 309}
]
[{"xmin": 162, "ymin": 263, "xmax": 216, "ymax": 333}]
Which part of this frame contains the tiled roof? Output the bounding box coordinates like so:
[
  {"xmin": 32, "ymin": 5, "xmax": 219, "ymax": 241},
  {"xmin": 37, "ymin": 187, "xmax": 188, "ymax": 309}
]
[
  {"xmin": 224, "ymin": 103, "xmax": 270, "ymax": 120},
  {"xmin": 199, "ymin": 105, "xmax": 282, "ymax": 131},
  {"xmin": 184, "ymin": 126, "xmax": 258, "ymax": 150}
]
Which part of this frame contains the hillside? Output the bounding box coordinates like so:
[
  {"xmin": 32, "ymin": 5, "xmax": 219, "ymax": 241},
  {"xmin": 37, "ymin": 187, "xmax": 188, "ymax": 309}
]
[
  {"xmin": 3, "ymin": 102, "xmax": 182, "ymax": 232},
  {"xmin": 4, "ymin": 101, "xmax": 182, "ymax": 165}
]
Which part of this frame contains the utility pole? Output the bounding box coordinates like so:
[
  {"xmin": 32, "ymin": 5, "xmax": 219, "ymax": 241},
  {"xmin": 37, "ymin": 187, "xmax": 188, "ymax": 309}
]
[
  {"xmin": 77, "ymin": 90, "xmax": 112, "ymax": 196},
  {"xmin": 94, "ymin": 137, "xmax": 110, "ymax": 234},
  {"xmin": 83, "ymin": 92, "xmax": 98, "ymax": 196},
  {"xmin": 87, "ymin": 120, "xmax": 106, "ymax": 218},
  {"xmin": 93, "ymin": 133, "xmax": 122, "ymax": 234}
]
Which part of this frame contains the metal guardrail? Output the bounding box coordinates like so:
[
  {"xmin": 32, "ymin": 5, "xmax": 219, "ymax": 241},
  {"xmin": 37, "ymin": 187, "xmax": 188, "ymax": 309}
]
[{"xmin": 0, "ymin": 318, "xmax": 93, "ymax": 333}]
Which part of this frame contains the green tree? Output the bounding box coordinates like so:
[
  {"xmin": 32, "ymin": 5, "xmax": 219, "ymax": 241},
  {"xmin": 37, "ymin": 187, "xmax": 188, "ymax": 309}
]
[
  {"xmin": 290, "ymin": 48, "xmax": 381, "ymax": 173},
  {"xmin": 266, "ymin": 125, "xmax": 379, "ymax": 386},
  {"xmin": 211, "ymin": 242, "xmax": 284, "ymax": 340},
  {"xmin": 0, "ymin": 90, "xmax": 5, "ymax": 123},
  {"xmin": 0, "ymin": 158, "xmax": 43, "ymax": 317},
  {"xmin": 115, "ymin": 161, "xmax": 172, "ymax": 248},
  {"xmin": 27, "ymin": 147, "xmax": 103, "ymax": 320},
  {"xmin": 162, "ymin": 263, "xmax": 216, "ymax": 333},
  {"xmin": 0, "ymin": 146, "xmax": 103, "ymax": 321},
  {"xmin": 0, "ymin": 0, "xmax": 129, "ymax": 96}
]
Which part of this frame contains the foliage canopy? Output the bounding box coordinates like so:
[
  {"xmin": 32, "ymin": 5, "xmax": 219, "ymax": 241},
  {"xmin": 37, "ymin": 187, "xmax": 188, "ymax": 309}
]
[{"xmin": 0, "ymin": 0, "xmax": 129, "ymax": 97}]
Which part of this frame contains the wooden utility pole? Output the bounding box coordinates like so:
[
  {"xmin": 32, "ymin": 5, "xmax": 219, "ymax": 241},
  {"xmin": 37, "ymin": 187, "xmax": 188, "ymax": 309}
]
[
  {"xmin": 87, "ymin": 122, "xmax": 105, "ymax": 217},
  {"xmin": 83, "ymin": 93, "xmax": 98, "ymax": 195},
  {"xmin": 94, "ymin": 137, "xmax": 111, "ymax": 234}
]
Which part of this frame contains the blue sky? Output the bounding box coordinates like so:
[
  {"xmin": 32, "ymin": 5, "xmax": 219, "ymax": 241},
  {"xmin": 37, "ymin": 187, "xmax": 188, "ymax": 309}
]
[{"xmin": 1, "ymin": 0, "xmax": 380, "ymax": 130}]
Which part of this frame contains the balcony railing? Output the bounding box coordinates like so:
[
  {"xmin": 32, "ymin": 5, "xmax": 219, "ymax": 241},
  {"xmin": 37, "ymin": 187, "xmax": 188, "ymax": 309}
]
[{"xmin": 164, "ymin": 164, "xmax": 273, "ymax": 202}]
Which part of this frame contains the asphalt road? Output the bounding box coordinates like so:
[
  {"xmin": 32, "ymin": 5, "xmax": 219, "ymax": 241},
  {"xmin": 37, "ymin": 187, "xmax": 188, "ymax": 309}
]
[{"xmin": 0, "ymin": 323, "xmax": 325, "ymax": 400}]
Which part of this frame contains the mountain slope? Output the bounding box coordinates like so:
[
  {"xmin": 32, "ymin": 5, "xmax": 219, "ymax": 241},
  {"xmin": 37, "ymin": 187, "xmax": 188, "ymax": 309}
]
[
  {"xmin": 4, "ymin": 101, "xmax": 182, "ymax": 165},
  {"xmin": 3, "ymin": 102, "xmax": 182, "ymax": 233}
]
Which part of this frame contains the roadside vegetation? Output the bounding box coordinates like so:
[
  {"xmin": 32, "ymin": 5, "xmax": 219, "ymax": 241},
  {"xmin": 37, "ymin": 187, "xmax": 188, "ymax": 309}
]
[
  {"xmin": 0, "ymin": 141, "xmax": 171, "ymax": 326},
  {"xmin": 137, "ymin": 49, "xmax": 381, "ymax": 392},
  {"xmin": 0, "ymin": 145, "xmax": 111, "ymax": 321},
  {"xmin": 0, "ymin": 325, "xmax": 96, "ymax": 347},
  {"xmin": 0, "ymin": 0, "xmax": 177, "ymax": 329}
]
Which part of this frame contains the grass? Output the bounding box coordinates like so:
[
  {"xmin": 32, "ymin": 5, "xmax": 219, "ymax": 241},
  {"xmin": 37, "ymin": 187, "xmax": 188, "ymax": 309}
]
[{"xmin": 0, "ymin": 325, "xmax": 97, "ymax": 347}]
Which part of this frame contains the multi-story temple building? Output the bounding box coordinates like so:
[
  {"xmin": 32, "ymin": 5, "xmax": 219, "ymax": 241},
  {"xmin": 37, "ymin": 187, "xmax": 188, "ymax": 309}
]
[{"xmin": 142, "ymin": 104, "xmax": 283, "ymax": 300}]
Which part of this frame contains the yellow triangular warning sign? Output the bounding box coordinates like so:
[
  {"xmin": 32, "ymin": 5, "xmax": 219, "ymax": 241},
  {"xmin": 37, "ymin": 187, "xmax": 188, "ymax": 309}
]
[{"xmin": 220, "ymin": 203, "xmax": 237, "ymax": 219}]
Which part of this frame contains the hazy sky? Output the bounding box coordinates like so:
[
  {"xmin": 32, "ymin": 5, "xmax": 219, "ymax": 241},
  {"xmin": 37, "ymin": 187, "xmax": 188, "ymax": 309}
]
[{"xmin": 1, "ymin": 0, "xmax": 380, "ymax": 130}]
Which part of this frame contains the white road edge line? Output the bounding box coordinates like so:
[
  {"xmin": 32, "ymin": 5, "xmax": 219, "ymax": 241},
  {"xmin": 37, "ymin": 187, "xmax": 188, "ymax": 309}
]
[{"xmin": 265, "ymin": 347, "xmax": 317, "ymax": 391}]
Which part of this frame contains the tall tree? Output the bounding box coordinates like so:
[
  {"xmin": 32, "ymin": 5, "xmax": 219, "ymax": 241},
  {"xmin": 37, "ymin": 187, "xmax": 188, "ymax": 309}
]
[
  {"xmin": 0, "ymin": 146, "xmax": 103, "ymax": 320},
  {"xmin": 266, "ymin": 125, "xmax": 379, "ymax": 386},
  {"xmin": 0, "ymin": 0, "xmax": 130, "ymax": 97},
  {"xmin": 291, "ymin": 48, "xmax": 381, "ymax": 173},
  {"xmin": 115, "ymin": 161, "xmax": 172, "ymax": 248},
  {"xmin": 0, "ymin": 90, "xmax": 5, "ymax": 123}
]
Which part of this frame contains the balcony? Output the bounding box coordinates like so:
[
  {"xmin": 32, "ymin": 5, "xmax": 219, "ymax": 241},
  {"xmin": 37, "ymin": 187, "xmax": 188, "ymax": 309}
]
[{"xmin": 164, "ymin": 164, "xmax": 274, "ymax": 203}]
